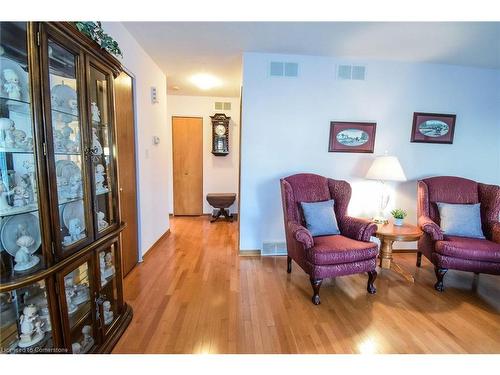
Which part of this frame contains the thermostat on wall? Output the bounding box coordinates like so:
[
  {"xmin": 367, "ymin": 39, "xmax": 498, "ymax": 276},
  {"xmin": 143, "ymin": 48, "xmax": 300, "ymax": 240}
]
[
  {"xmin": 152, "ymin": 136, "xmax": 160, "ymax": 145},
  {"xmin": 151, "ymin": 87, "xmax": 159, "ymax": 104}
]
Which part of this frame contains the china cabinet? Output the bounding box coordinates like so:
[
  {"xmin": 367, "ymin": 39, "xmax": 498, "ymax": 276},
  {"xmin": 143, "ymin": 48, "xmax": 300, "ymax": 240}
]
[{"xmin": 0, "ymin": 22, "xmax": 132, "ymax": 354}]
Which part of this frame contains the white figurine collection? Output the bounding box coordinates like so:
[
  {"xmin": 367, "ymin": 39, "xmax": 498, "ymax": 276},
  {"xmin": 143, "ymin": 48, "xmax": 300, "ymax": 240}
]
[
  {"xmin": 71, "ymin": 325, "xmax": 94, "ymax": 354},
  {"xmin": 97, "ymin": 211, "xmax": 109, "ymax": 231},
  {"xmin": 0, "ymin": 117, "xmax": 33, "ymax": 151},
  {"xmin": 0, "ymin": 172, "xmax": 36, "ymax": 215},
  {"xmin": 56, "ymin": 160, "xmax": 82, "ymax": 201},
  {"xmin": 63, "ymin": 217, "xmax": 85, "ymax": 246},
  {"xmin": 95, "ymin": 164, "xmax": 108, "ymax": 194},
  {"xmin": 103, "ymin": 300, "xmax": 113, "ymax": 325},
  {"xmin": 2, "ymin": 68, "xmax": 22, "ymax": 101},
  {"xmin": 99, "ymin": 251, "xmax": 115, "ymax": 286},
  {"xmin": 64, "ymin": 275, "xmax": 90, "ymax": 316},
  {"xmin": 14, "ymin": 232, "xmax": 38, "ymax": 271},
  {"xmin": 17, "ymin": 304, "xmax": 45, "ymax": 348}
]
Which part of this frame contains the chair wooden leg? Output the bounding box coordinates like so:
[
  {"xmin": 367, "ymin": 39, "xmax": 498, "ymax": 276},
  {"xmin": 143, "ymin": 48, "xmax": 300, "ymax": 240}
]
[
  {"xmin": 287, "ymin": 256, "xmax": 292, "ymax": 273},
  {"xmin": 434, "ymin": 267, "xmax": 448, "ymax": 292},
  {"xmin": 416, "ymin": 251, "xmax": 422, "ymax": 267},
  {"xmin": 367, "ymin": 270, "xmax": 377, "ymax": 294},
  {"xmin": 309, "ymin": 278, "xmax": 323, "ymax": 305}
]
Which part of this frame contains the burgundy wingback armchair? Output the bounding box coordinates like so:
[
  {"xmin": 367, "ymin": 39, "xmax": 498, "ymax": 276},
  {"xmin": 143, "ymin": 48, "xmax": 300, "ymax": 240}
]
[
  {"xmin": 417, "ymin": 176, "xmax": 500, "ymax": 291},
  {"xmin": 280, "ymin": 173, "xmax": 378, "ymax": 305}
]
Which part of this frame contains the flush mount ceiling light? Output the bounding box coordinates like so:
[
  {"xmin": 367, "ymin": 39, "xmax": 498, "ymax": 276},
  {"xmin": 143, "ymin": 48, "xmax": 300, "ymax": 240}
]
[{"xmin": 190, "ymin": 73, "xmax": 222, "ymax": 90}]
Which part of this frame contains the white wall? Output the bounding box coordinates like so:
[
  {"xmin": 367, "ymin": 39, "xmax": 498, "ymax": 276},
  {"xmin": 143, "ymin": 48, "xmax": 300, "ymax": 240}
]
[
  {"xmin": 102, "ymin": 22, "xmax": 170, "ymax": 257},
  {"xmin": 166, "ymin": 95, "xmax": 240, "ymax": 214},
  {"xmin": 240, "ymin": 52, "xmax": 500, "ymax": 251}
]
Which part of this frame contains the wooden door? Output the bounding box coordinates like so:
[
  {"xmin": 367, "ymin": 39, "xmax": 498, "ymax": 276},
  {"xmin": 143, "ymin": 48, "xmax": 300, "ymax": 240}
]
[
  {"xmin": 114, "ymin": 71, "xmax": 139, "ymax": 276},
  {"xmin": 172, "ymin": 117, "xmax": 203, "ymax": 215}
]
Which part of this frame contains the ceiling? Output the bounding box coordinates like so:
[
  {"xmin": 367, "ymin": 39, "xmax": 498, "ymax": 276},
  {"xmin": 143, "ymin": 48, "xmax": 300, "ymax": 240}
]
[{"xmin": 123, "ymin": 22, "xmax": 500, "ymax": 97}]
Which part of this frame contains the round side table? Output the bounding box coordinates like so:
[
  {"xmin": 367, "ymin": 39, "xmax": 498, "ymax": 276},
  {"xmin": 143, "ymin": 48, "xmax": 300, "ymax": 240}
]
[{"xmin": 375, "ymin": 222, "xmax": 423, "ymax": 282}]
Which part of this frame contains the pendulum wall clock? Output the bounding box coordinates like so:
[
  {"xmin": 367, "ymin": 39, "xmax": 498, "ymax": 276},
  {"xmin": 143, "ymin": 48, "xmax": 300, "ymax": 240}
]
[{"xmin": 210, "ymin": 113, "xmax": 230, "ymax": 156}]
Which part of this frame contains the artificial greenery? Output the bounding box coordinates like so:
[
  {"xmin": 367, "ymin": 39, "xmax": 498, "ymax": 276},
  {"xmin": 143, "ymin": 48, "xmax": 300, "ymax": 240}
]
[
  {"xmin": 390, "ymin": 208, "xmax": 407, "ymax": 219},
  {"xmin": 74, "ymin": 22, "xmax": 123, "ymax": 58}
]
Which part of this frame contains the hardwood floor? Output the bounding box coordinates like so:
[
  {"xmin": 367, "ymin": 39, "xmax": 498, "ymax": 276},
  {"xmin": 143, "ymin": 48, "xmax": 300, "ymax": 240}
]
[{"xmin": 113, "ymin": 216, "xmax": 500, "ymax": 354}]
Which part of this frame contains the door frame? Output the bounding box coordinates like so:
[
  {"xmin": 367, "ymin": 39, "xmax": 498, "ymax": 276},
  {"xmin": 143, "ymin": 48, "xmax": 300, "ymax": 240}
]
[{"xmin": 171, "ymin": 115, "xmax": 204, "ymax": 216}]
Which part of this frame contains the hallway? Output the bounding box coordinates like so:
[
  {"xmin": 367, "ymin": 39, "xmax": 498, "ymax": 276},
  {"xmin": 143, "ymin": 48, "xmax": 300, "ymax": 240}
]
[{"xmin": 113, "ymin": 217, "xmax": 500, "ymax": 354}]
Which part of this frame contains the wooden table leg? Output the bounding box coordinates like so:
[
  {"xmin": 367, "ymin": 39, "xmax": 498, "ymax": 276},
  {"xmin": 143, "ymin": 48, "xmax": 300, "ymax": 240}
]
[
  {"xmin": 379, "ymin": 238, "xmax": 414, "ymax": 283},
  {"xmin": 379, "ymin": 239, "xmax": 393, "ymax": 269}
]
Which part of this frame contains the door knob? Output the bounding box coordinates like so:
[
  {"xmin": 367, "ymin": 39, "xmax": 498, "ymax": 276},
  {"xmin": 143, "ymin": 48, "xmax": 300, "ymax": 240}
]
[{"xmin": 119, "ymin": 187, "xmax": 123, "ymax": 192}]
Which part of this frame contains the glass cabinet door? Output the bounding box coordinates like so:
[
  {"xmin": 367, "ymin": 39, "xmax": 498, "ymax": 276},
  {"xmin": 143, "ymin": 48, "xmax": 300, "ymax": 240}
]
[
  {"xmin": 40, "ymin": 25, "xmax": 92, "ymax": 257},
  {"xmin": 87, "ymin": 61, "xmax": 118, "ymax": 236},
  {"xmin": 97, "ymin": 242, "xmax": 122, "ymax": 335},
  {"xmin": 0, "ymin": 280, "xmax": 55, "ymax": 353},
  {"xmin": 0, "ymin": 22, "xmax": 45, "ymax": 282},
  {"xmin": 59, "ymin": 257, "xmax": 97, "ymax": 353}
]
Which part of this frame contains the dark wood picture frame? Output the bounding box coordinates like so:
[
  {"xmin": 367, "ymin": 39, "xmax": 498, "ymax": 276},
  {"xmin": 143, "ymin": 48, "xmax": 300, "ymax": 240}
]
[
  {"xmin": 329, "ymin": 121, "xmax": 376, "ymax": 153},
  {"xmin": 410, "ymin": 112, "xmax": 456, "ymax": 144}
]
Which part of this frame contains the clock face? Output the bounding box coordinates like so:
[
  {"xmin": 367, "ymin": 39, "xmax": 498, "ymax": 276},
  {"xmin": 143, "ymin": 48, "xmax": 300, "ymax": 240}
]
[{"xmin": 215, "ymin": 124, "xmax": 226, "ymax": 136}]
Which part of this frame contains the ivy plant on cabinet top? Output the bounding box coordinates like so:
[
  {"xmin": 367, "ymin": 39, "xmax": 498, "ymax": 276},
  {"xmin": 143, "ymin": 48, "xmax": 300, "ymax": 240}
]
[{"xmin": 74, "ymin": 22, "xmax": 123, "ymax": 58}]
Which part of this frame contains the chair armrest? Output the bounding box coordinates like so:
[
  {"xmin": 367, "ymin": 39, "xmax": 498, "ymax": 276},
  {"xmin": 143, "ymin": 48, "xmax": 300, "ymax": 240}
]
[
  {"xmin": 491, "ymin": 222, "xmax": 500, "ymax": 244},
  {"xmin": 418, "ymin": 215, "xmax": 443, "ymax": 241},
  {"xmin": 287, "ymin": 222, "xmax": 314, "ymax": 249},
  {"xmin": 340, "ymin": 216, "xmax": 377, "ymax": 242}
]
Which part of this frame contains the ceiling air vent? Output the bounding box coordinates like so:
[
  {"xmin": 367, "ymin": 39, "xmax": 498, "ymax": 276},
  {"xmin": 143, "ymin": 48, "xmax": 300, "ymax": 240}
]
[
  {"xmin": 337, "ymin": 64, "xmax": 366, "ymax": 80},
  {"xmin": 270, "ymin": 61, "xmax": 298, "ymax": 77}
]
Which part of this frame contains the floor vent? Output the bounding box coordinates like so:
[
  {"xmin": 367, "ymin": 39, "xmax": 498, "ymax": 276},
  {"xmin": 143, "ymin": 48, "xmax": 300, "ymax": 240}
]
[
  {"xmin": 262, "ymin": 241, "xmax": 287, "ymax": 256},
  {"xmin": 337, "ymin": 64, "xmax": 366, "ymax": 80}
]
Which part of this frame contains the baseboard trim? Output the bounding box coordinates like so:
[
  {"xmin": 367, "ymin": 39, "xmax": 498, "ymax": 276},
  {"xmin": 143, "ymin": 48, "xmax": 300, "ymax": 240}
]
[
  {"xmin": 239, "ymin": 249, "xmax": 261, "ymax": 256},
  {"xmin": 142, "ymin": 229, "xmax": 171, "ymax": 260}
]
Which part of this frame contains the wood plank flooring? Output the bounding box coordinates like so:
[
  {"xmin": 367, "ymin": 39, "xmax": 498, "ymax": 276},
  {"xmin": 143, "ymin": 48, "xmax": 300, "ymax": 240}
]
[{"xmin": 113, "ymin": 216, "xmax": 500, "ymax": 354}]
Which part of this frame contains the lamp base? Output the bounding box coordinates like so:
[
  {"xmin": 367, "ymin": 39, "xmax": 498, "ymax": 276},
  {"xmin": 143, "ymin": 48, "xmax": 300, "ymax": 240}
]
[{"xmin": 372, "ymin": 216, "xmax": 389, "ymax": 224}]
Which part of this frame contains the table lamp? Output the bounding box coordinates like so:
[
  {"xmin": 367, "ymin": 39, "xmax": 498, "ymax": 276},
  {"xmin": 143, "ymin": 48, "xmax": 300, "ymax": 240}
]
[{"xmin": 365, "ymin": 154, "xmax": 407, "ymax": 224}]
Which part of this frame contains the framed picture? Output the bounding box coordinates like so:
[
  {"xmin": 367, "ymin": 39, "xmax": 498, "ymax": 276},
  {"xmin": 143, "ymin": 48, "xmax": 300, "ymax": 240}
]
[
  {"xmin": 328, "ymin": 121, "xmax": 376, "ymax": 153},
  {"xmin": 410, "ymin": 112, "xmax": 456, "ymax": 144}
]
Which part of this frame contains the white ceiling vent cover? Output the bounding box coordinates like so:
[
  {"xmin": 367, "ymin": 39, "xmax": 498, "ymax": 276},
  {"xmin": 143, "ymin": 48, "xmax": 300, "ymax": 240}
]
[
  {"xmin": 337, "ymin": 64, "xmax": 366, "ymax": 80},
  {"xmin": 270, "ymin": 61, "xmax": 299, "ymax": 77}
]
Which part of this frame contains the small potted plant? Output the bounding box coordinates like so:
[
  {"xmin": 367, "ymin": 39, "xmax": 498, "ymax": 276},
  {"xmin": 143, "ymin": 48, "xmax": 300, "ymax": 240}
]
[{"xmin": 391, "ymin": 208, "xmax": 407, "ymax": 226}]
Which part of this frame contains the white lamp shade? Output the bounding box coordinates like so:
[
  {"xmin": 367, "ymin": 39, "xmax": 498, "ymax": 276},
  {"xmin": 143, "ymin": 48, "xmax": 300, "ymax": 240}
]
[{"xmin": 365, "ymin": 155, "xmax": 407, "ymax": 182}]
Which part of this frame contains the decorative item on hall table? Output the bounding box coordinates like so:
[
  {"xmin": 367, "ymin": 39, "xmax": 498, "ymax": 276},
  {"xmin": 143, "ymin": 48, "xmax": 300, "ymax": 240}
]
[
  {"xmin": 329, "ymin": 121, "xmax": 376, "ymax": 153},
  {"xmin": 365, "ymin": 153, "xmax": 407, "ymax": 224},
  {"xmin": 210, "ymin": 113, "xmax": 230, "ymax": 156},
  {"xmin": 391, "ymin": 208, "xmax": 407, "ymax": 226},
  {"xmin": 410, "ymin": 112, "xmax": 456, "ymax": 144}
]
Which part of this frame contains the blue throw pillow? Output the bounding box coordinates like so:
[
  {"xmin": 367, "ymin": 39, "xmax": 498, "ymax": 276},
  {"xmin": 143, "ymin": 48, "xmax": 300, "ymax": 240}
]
[
  {"xmin": 300, "ymin": 199, "xmax": 341, "ymax": 237},
  {"xmin": 436, "ymin": 202, "xmax": 485, "ymax": 239}
]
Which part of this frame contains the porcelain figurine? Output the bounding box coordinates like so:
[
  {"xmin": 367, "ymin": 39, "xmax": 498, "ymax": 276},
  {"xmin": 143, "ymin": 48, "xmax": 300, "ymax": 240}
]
[
  {"xmin": 0, "ymin": 181, "xmax": 13, "ymax": 211},
  {"xmin": 2, "ymin": 69, "xmax": 22, "ymax": 100},
  {"xmin": 91, "ymin": 128, "xmax": 103, "ymax": 156},
  {"xmin": 18, "ymin": 304, "xmax": 44, "ymax": 348},
  {"xmin": 63, "ymin": 218, "xmax": 84, "ymax": 246},
  {"xmin": 103, "ymin": 300, "xmax": 113, "ymax": 325},
  {"xmin": 38, "ymin": 306, "xmax": 52, "ymax": 332},
  {"xmin": 99, "ymin": 252, "xmax": 107, "ymax": 285},
  {"xmin": 95, "ymin": 164, "xmax": 107, "ymax": 193},
  {"xmin": 0, "ymin": 117, "xmax": 14, "ymax": 146},
  {"xmin": 72, "ymin": 342, "xmax": 82, "ymax": 354},
  {"xmin": 19, "ymin": 174, "xmax": 34, "ymax": 205},
  {"xmin": 68, "ymin": 174, "xmax": 82, "ymax": 199},
  {"xmin": 91, "ymin": 102, "xmax": 101, "ymax": 123},
  {"xmin": 102, "ymin": 252, "xmax": 115, "ymax": 280},
  {"xmin": 80, "ymin": 325, "xmax": 94, "ymax": 353},
  {"xmin": 64, "ymin": 278, "xmax": 78, "ymax": 314},
  {"xmin": 72, "ymin": 283, "xmax": 90, "ymax": 305},
  {"xmin": 14, "ymin": 234, "xmax": 39, "ymax": 271},
  {"xmin": 97, "ymin": 211, "xmax": 109, "ymax": 231},
  {"xmin": 11, "ymin": 186, "xmax": 27, "ymax": 207},
  {"xmin": 68, "ymin": 98, "xmax": 78, "ymax": 113}
]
